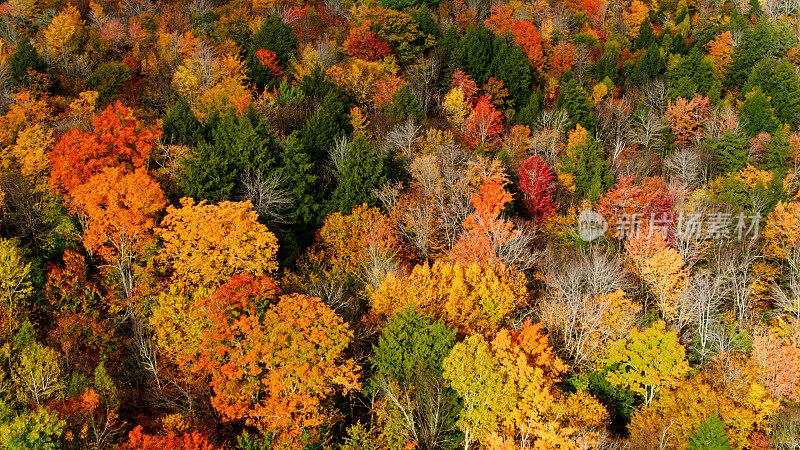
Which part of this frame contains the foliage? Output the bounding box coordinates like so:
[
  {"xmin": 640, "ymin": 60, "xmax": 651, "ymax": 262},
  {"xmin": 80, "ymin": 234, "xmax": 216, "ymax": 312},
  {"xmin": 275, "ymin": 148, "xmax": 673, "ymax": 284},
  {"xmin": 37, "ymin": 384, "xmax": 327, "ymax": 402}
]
[
  {"xmin": 195, "ymin": 291, "xmax": 359, "ymax": 443},
  {"xmin": 49, "ymin": 101, "xmax": 160, "ymax": 194},
  {"xmin": 247, "ymin": 15, "xmax": 297, "ymax": 91},
  {"xmin": 518, "ymin": 155, "xmax": 557, "ymax": 223},
  {"xmin": 371, "ymin": 260, "xmax": 526, "ymax": 335},
  {"xmin": 604, "ymin": 321, "xmax": 691, "ymax": 405},
  {"xmin": 372, "ymin": 309, "xmax": 456, "ymax": 386},
  {"xmin": 0, "ymin": 406, "xmax": 65, "ymax": 450}
]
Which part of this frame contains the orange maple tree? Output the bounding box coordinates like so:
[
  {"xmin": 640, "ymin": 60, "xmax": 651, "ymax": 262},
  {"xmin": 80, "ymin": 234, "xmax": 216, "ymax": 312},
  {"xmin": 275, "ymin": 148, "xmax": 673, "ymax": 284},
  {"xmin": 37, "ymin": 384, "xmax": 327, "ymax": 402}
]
[
  {"xmin": 119, "ymin": 426, "xmax": 216, "ymax": 450},
  {"xmin": 450, "ymin": 177, "xmax": 513, "ymax": 265},
  {"xmin": 195, "ymin": 287, "xmax": 360, "ymax": 444},
  {"xmin": 667, "ymin": 96, "xmax": 710, "ymax": 148},
  {"xmin": 49, "ymin": 101, "xmax": 161, "ymax": 193},
  {"xmin": 466, "ymin": 96, "xmax": 504, "ymax": 149},
  {"xmin": 69, "ymin": 167, "xmax": 166, "ymax": 300}
]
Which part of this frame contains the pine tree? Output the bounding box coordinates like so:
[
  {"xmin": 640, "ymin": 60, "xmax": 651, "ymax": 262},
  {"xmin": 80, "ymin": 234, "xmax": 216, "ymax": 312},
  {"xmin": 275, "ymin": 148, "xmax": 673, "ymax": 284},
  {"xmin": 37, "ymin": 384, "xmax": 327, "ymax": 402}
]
[
  {"xmin": 384, "ymin": 85, "xmax": 424, "ymax": 123},
  {"xmin": 742, "ymin": 86, "xmax": 779, "ymax": 136},
  {"xmin": 300, "ymin": 90, "xmax": 351, "ymax": 162},
  {"xmin": 725, "ymin": 21, "xmax": 775, "ymax": 89},
  {"xmin": 707, "ymin": 131, "xmax": 750, "ymax": 175},
  {"xmin": 179, "ymin": 113, "xmax": 281, "ymax": 202},
  {"xmin": 9, "ymin": 37, "xmax": 46, "ymax": 84},
  {"xmin": 162, "ymin": 98, "xmax": 205, "ymax": 147},
  {"xmin": 570, "ymin": 135, "xmax": 614, "ymax": 201},
  {"xmin": 451, "ymin": 25, "xmax": 494, "ymax": 85},
  {"xmin": 558, "ymin": 75, "xmax": 598, "ymax": 133},
  {"xmin": 247, "ymin": 14, "xmax": 298, "ymax": 92},
  {"xmin": 327, "ymin": 135, "xmax": 388, "ymax": 214},
  {"xmin": 761, "ymin": 125, "xmax": 792, "ymax": 175},
  {"xmin": 687, "ymin": 415, "xmax": 732, "ymax": 450}
]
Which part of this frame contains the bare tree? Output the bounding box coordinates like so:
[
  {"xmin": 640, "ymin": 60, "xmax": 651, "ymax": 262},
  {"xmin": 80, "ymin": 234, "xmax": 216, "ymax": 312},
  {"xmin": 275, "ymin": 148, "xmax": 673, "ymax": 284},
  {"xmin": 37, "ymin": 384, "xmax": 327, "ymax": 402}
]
[
  {"xmin": 772, "ymin": 245, "xmax": 800, "ymax": 337},
  {"xmin": 373, "ymin": 373, "xmax": 459, "ymax": 449},
  {"xmin": 495, "ymin": 220, "xmax": 539, "ymax": 271},
  {"xmin": 598, "ymin": 97, "xmax": 632, "ymax": 155},
  {"xmin": 362, "ymin": 239, "xmax": 402, "ymax": 290},
  {"xmin": 686, "ymin": 269, "xmax": 726, "ymax": 363},
  {"xmin": 307, "ymin": 277, "xmax": 350, "ymax": 316},
  {"xmin": 531, "ymin": 109, "xmax": 570, "ymax": 165},
  {"xmin": 315, "ymin": 37, "xmax": 339, "ymax": 70},
  {"xmin": 664, "ymin": 148, "xmax": 704, "ymax": 189},
  {"xmin": 407, "ymin": 56, "xmax": 442, "ymax": 115},
  {"xmin": 642, "ymin": 78, "xmax": 667, "ymax": 112},
  {"xmin": 712, "ymin": 241, "xmax": 758, "ymax": 325},
  {"xmin": 240, "ymin": 171, "xmax": 294, "ymax": 224},
  {"xmin": 385, "ymin": 120, "xmax": 422, "ymax": 159},
  {"xmin": 154, "ymin": 139, "xmax": 190, "ymax": 180},
  {"xmin": 628, "ymin": 109, "xmax": 667, "ymax": 154},
  {"xmin": 537, "ymin": 249, "xmax": 635, "ymax": 367}
]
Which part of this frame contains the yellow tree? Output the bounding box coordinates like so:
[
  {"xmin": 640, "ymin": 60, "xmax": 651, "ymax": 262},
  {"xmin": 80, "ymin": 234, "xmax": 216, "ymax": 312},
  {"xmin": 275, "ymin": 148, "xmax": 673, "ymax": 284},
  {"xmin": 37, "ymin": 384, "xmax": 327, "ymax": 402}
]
[
  {"xmin": 1, "ymin": 124, "xmax": 52, "ymax": 192},
  {"xmin": 42, "ymin": 5, "xmax": 82, "ymax": 63},
  {"xmin": 705, "ymin": 31, "xmax": 734, "ymax": 79},
  {"xmin": 629, "ymin": 371, "xmax": 778, "ymax": 449},
  {"xmin": 625, "ymin": 232, "xmax": 689, "ymax": 323},
  {"xmin": 443, "ymin": 321, "xmax": 608, "ymax": 449},
  {"xmin": 152, "ymin": 198, "xmax": 279, "ymax": 363},
  {"xmin": 443, "ymin": 87, "xmax": 470, "ymax": 129},
  {"xmin": 623, "ymin": 0, "xmax": 649, "ymax": 39},
  {"xmin": 604, "ymin": 321, "xmax": 690, "ymax": 406},
  {"xmin": 539, "ymin": 289, "xmax": 641, "ymax": 368},
  {"xmin": 0, "ymin": 239, "xmax": 33, "ymax": 334},
  {"xmin": 303, "ymin": 204, "xmax": 399, "ymax": 286},
  {"xmin": 371, "ymin": 260, "xmax": 526, "ymax": 335}
]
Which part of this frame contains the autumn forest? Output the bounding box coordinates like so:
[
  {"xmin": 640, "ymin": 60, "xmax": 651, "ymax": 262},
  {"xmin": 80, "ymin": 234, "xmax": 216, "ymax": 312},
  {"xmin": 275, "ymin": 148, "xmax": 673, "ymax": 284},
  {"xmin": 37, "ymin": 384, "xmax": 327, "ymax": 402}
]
[{"xmin": 0, "ymin": 0, "xmax": 799, "ymax": 447}]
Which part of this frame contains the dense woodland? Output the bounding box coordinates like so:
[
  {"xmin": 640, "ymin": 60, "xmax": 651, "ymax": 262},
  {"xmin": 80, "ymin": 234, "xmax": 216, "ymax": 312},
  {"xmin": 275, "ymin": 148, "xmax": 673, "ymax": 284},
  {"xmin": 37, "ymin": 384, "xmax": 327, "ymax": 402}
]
[{"xmin": 0, "ymin": 0, "xmax": 799, "ymax": 447}]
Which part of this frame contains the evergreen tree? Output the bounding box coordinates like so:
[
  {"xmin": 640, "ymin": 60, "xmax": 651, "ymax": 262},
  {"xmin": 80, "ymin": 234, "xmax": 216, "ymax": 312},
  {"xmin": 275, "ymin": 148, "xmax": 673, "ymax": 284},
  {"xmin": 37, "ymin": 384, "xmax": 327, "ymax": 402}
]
[
  {"xmin": 707, "ymin": 131, "xmax": 750, "ymax": 175},
  {"xmin": 246, "ymin": 14, "xmax": 297, "ymax": 92},
  {"xmin": 384, "ymin": 85, "xmax": 424, "ymax": 123},
  {"xmin": 633, "ymin": 20, "xmax": 655, "ymax": 50},
  {"xmin": 557, "ymin": 75, "xmax": 598, "ymax": 132},
  {"xmin": 299, "ymin": 65, "xmax": 339, "ymax": 99},
  {"xmin": 742, "ymin": 86, "xmax": 779, "ymax": 136},
  {"xmin": 761, "ymin": 125, "xmax": 792, "ymax": 175},
  {"xmin": 9, "ymin": 36, "xmax": 46, "ymax": 84},
  {"xmin": 518, "ymin": 89, "xmax": 544, "ymax": 128},
  {"xmin": 570, "ymin": 135, "xmax": 614, "ymax": 201},
  {"xmin": 491, "ymin": 36, "xmax": 532, "ymax": 109},
  {"xmin": 327, "ymin": 135, "xmax": 388, "ymax": 214},
  {"xmin": 747, "ymin": 0, "xmax": 764, "ymax": 19},
  {"xmin": 278, "ymin": 132, "xmax": 321, "ymax": 259},
  {"xmin": 300, "ymin": 90, "xmax": 351, "ymax": 162},
  {"xmin": 162, "ymin": 98, "xmax": 205, "ymax": 146},
  {"xmin": 593, "ymin": 50, "xmax": 620, "ymax": 85},
  {"xmin": 745, "ymin": 59, "xmax": 800, "ymax": 128},
  {"xmin": 725, "ymin": 21, "xmax": 776, "ymax": 89},
  {"xmin": 179, "ymin": 113, "xmax": 281, "ymax": 202},
  {"xmin": 687, "ymin": 415, "xmax": 731, "ymax": 450},
  {"xmin": 451, "ymin": 25, "xmax": 494, "ymax": 85},
  {"xmin": 633, "ymin": 42, "xmax": 666, "ymax": 83}
]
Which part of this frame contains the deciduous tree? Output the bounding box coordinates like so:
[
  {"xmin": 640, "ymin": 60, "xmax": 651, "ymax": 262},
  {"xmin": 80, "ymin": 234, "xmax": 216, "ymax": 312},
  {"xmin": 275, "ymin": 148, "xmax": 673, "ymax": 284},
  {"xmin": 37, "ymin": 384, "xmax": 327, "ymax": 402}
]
[
  {"xmin": 69, "ymin": 167, "xmax": 166, "ymax": 300},
  {"xmin": 49, "ymin": 102, "xmax": 160, "ymax": 194},
  {"xmin": 195, "ymin": 291, "xmax": 359, "ymax": 444},
  {"xmin": 371, "ymin": 260, "xmax": 526, "ymax": 335},
  {"xmin": 604, "ymin": 320, "xmax": 690, "ymax": 405}
]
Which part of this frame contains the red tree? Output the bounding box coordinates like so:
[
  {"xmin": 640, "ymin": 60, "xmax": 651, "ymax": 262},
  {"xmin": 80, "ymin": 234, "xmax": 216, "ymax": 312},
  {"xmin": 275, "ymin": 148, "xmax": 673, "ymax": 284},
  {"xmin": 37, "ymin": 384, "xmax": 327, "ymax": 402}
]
[
  {"xmin": 49, "ymin": 101, "xmax": 160, "ymax": 193},
  {"xmin": 518, "ymin": 155, "xmax": 557, "ymax": 223}
]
